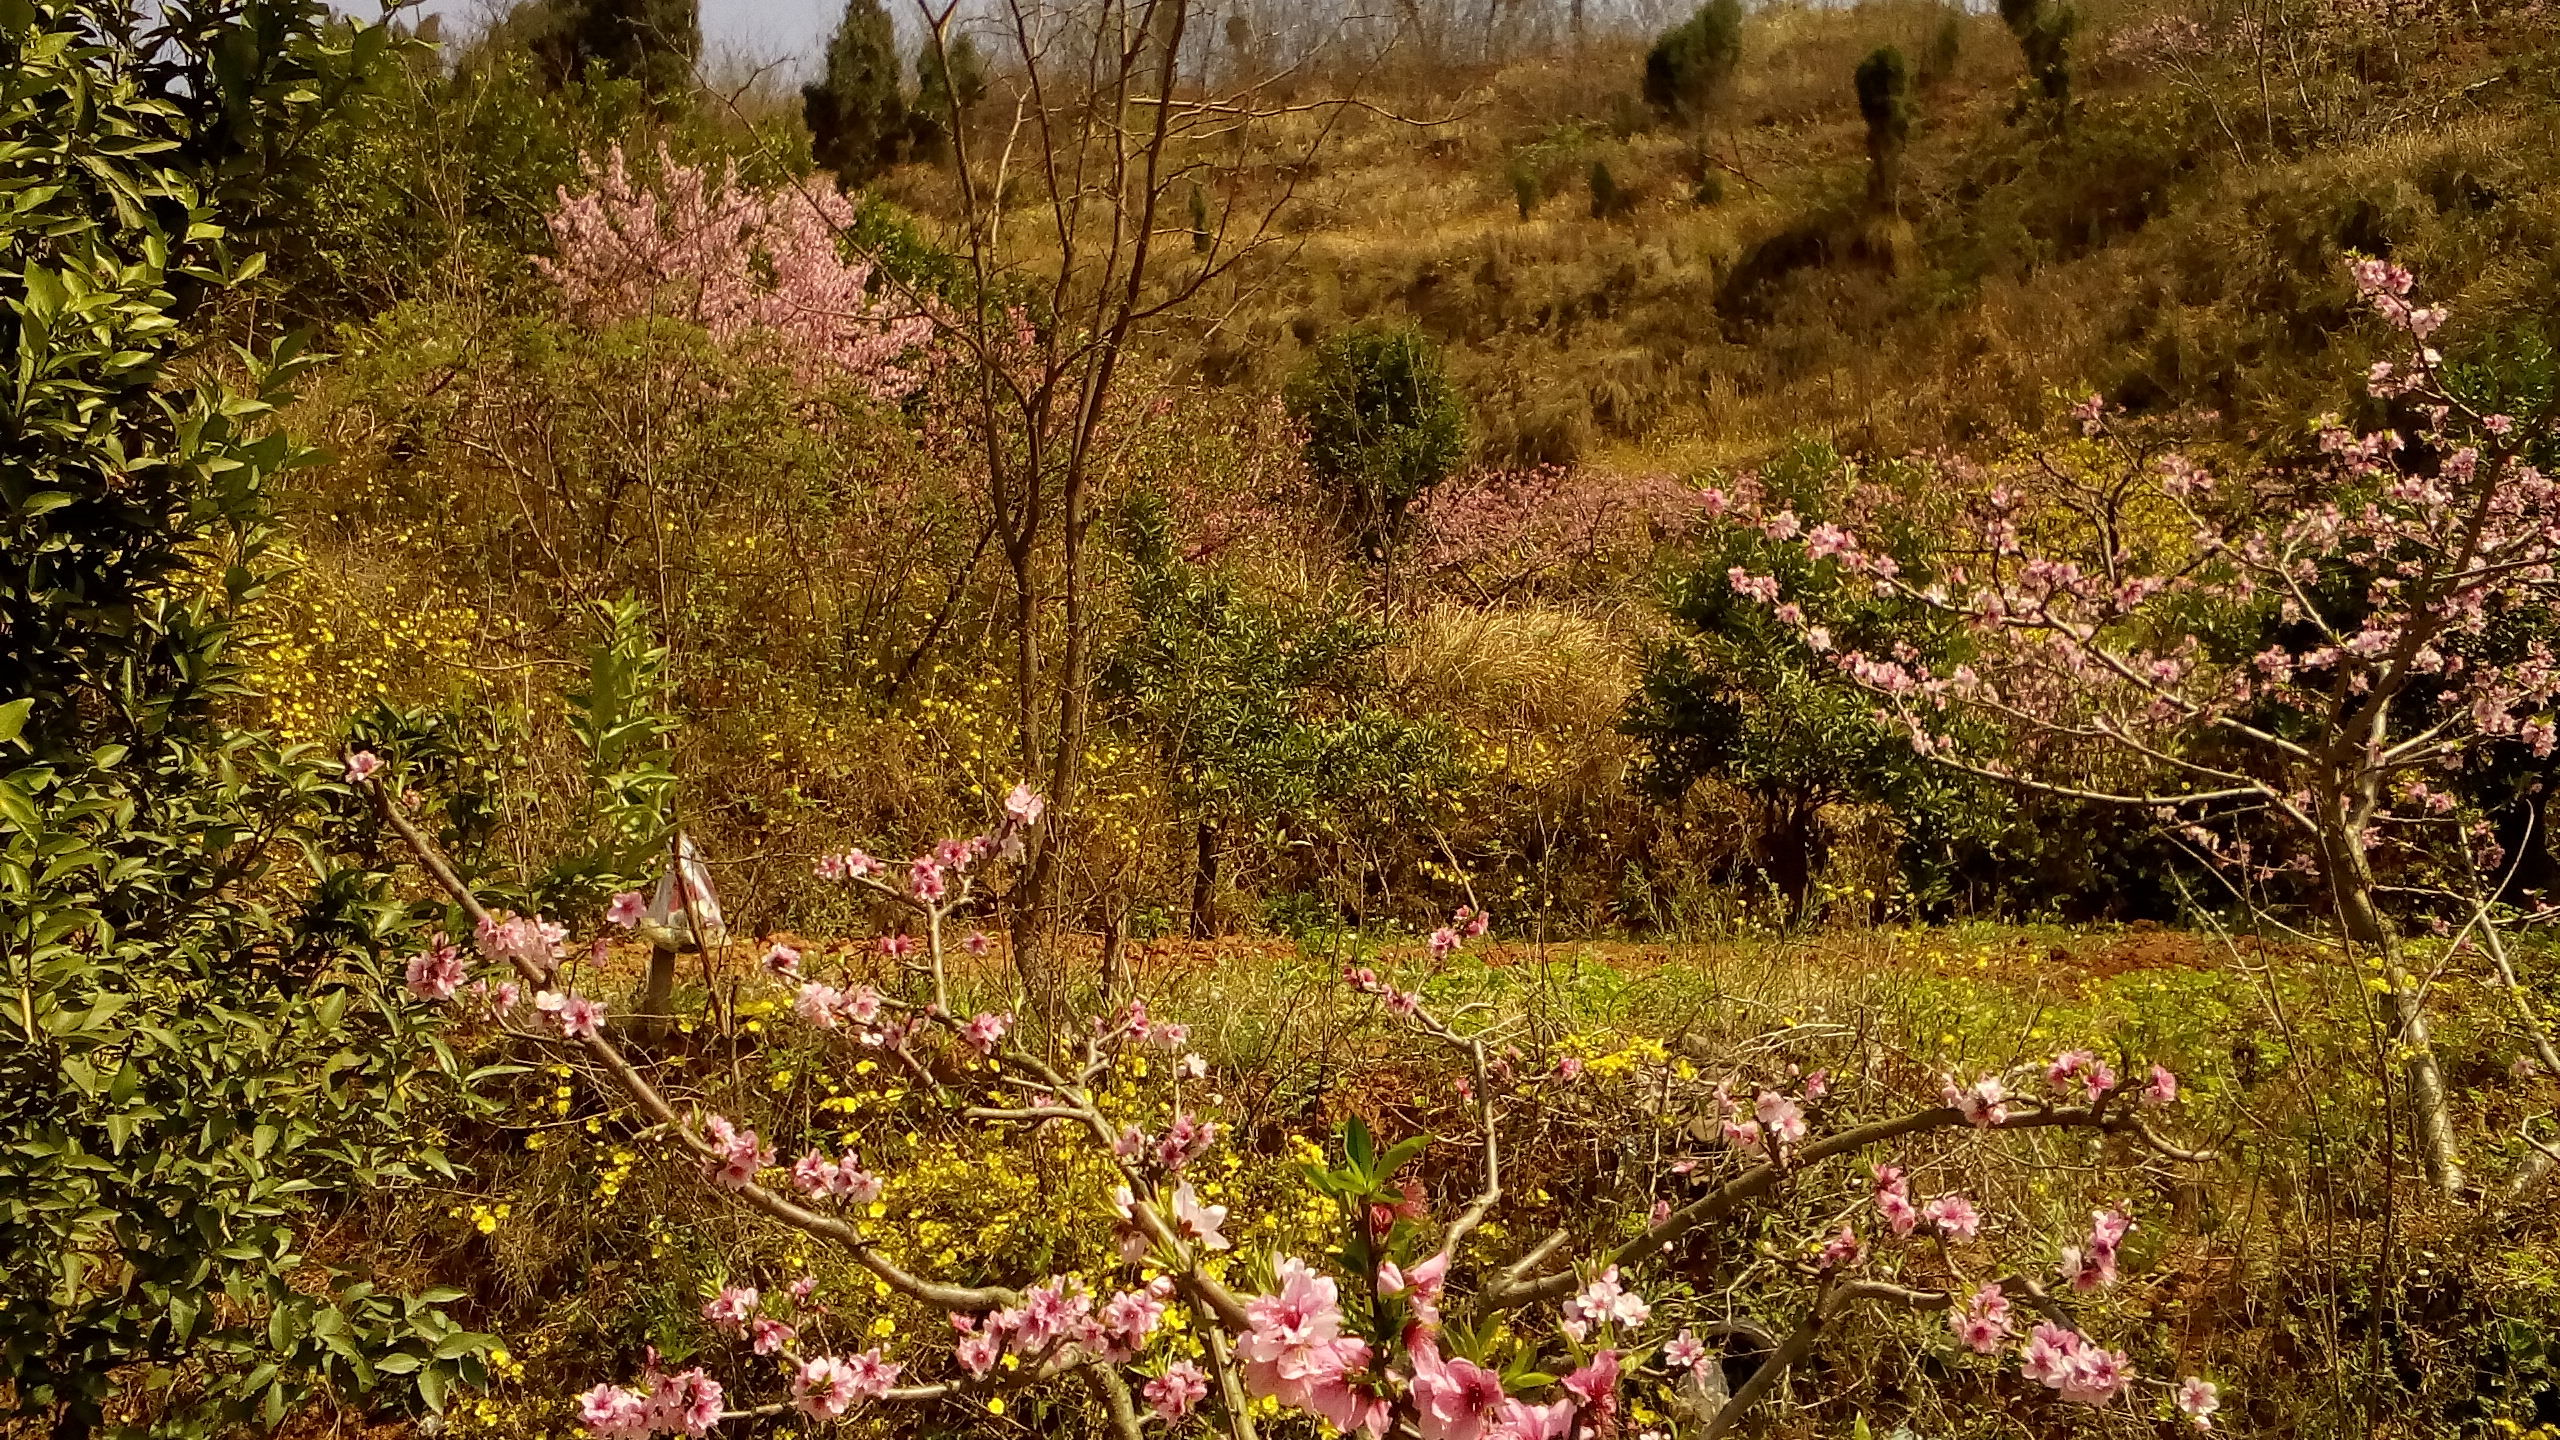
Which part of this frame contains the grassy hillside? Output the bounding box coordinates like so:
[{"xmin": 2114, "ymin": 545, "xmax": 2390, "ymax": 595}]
[{"xmin": 919, "ymin": 0, "xmax": 2560, "ymax": 469}]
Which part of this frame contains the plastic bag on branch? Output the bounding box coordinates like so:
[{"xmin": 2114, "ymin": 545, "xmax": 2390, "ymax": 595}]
[{"xmin": 640, "ymin": 832, "xmax": 726, "ymax": 953}]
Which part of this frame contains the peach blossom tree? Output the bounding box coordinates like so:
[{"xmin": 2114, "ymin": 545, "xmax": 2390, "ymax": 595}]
[{"xmin": 356, "ymin": 762, "xmax": 2225, "ymax": 1438}]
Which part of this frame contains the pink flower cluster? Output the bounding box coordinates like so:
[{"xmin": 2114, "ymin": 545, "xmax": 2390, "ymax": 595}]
[
  {"xmin": 1559, "ymin": 1266, "xmax": 1649, "ymax": 1341},
  {"xmin": 2058, "ymin": 1207, "xmax": 2132, "ymax": 1291},
  {"xmin": 475, "ymin": 910, "xmax": 566, "ymax": 970},
  {"xmin": 951, "ymin": 1276, "xmax": 1171, "ymax": 1378},
  {"xmin": 2020, "ymin": 1322, "xmax": 2133, "ymax": 1405},
  {"xmin": 1144, "ymin": 1359, "xmax": 1210, "ymax": 1420},
  {"xmin": 1870, "ymin": 1165, "xmax": 1979, "ymax": 1241},
  {"xmin": 1709, "ymin": 1084, "xmax": 1807, "ymax": 1155},
  {"xmin": 1941, "ymin": 1073, "xmax": 2009, "ymax": 1127},
  {"xmin": 1426, "ymin": 902, "xmax": 1490, "ymax": 959},
  {"xmin": 2044, "ymin": 1049, "xmax": 2117, "ymax": 1102},
  {"xmin": 1106, "ymin": 999, "xmax": 1191, "ymax": 1049},
  {"xmin": 404, "ymin": 933, "xmax": 466, "ymax": 1001},
  {"xmin": 535, "ymin": 987, "xmax": 608, "ymax": 1039},
  {"xmin": 955, "ymin": 1010, "xmax": 1009, "ymax": 1053},
  {"xmin": 810, "ymin": 849, "xmax": 881, "ymax": 882},
  {"xmin": 1948, "ymin": 1282, "xmax": 2012, "ymax": 1353},
  {"xmin": 787, "ymin": 1148, "xmax": 883, "ymax": 1203},
  {"xmin": 790, "ymin": 1349, "xmax": 899, "ymax": 1418},
  {"xmin": 578, "ymin": 1364, "xmax": 723, "ymax": 1438},
  {"xmin": 700, "ymin": 1114, "xmax": 773, "ymax": 1190},
  {"xmin": 1240, "ymin": 1259, "xmax": 1387, "ymax": 1434},
  {"xmin": 793, "ymin": 980, "xmax": 884, "ymax": 1030}
]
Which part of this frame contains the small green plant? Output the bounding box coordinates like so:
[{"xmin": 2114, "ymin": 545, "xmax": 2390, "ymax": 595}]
[
  {"xmin": 559, "ymin": 599, "xmax": 681, "ymax": 902},
  {"xmin": 1589, "ymin": 159, "xmax": 1633, "ymax": 219}
]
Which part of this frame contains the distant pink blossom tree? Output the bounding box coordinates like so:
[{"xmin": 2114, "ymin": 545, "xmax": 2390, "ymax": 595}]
[
  {"xmin": 540, "ymin": 145, "xmax": 935, "ymax": 400},
  {"xmin": 1407, "ymin": 464, "xmax": 1718, "ymax": 603},
  {"xmin": 1716, "ymin": 259, "xmax": 2560, "ymax": 1191}
]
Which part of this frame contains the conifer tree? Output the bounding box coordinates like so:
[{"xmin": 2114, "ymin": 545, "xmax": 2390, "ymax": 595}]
[{"xmin": 805, "ymin": 0, "xmax": 908, "ymax": 185}]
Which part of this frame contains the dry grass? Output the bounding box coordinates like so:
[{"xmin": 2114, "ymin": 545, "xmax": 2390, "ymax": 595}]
[{"xmin": 862, "ymin": 0, "xmax": 2560, "ymax": 472}]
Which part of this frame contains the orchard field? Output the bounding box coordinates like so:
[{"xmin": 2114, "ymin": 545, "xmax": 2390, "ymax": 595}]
[{"xmin": 9, "ymin": 0, "xmax": 2560, "ymax": 1437}]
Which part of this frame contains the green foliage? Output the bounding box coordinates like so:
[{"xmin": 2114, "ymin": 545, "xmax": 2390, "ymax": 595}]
[
  {"xmin": 566, "ymin": 0, "xmax": 701, "ymax": 97},
  {"xmin": 1284, "ymin": 325, "xmax": 1468, "ymax": 559},
  {"xmin": 557, "ymin": 598, "xmax": 679, "ymax": 900},
  {"xmin": 1510, "ymin": 161, "xmax": 1541, "ymax": 219},
  {"xmin": 1106, "ymin": 498, "xmax": 1467, "ymax": 928},
  {"xmin": 805, "ymin": 0, "xmax": 908, "ymax": 186},
  {"xmin": 1623, "ymin": 445, "xmax": 1986, "ymax": 917},
  {"xmin": 1857, "ymin": 46, "xmax": 1913, "ymax": 211},
  {"xmin": 909, "ymin": 31, "xmax": 987, "ymax": 162},
  {"xmin": 1923, "ymin": 10, "xmax": 1963, "ymax": 85},
  {"xmin": 1642, "ymin": 0, "xmax": 1743, "ymax": 123},
  {"xmin": 271, "ymin": 46, "xmax": 590, "ymax": 319},
  {"xmin": 0, "ymin": 1, "xmax": 489, "ymax": 1431},
  {"xmin": 1997, "ymin": 0, "xmax": 2075, "ymax": 115}
]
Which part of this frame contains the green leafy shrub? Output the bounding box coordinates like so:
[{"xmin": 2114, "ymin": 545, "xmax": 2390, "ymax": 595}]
[
  {"xmin": 1284, "ymin": 325, "xmax": 1468, "ymax": 561},
  {"xmin": 0, "ymin": 2, "xmax": 492, "ymax": 1432},
  {"xmin": 1105, "ymin": 499, "xmax": 1467, "ymax": 934},
  {"xmin": 909, "ymin": 31, "xmax": 987, "ymax": 161},
  {"xmin": 1623, "ymin": 445, "xmax": 1985, "ymax": 919},
  {"xmin": 566, "ymin": 0, "xmax": 701, "ymax": 97}
]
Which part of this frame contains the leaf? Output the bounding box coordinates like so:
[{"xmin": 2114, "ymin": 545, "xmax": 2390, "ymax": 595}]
[
  {"xmin": 0, "ymin": 698, "xmax": 28, "ymax": 747},
  {"xmin": 417, "ymin": 1364, "xmax": 447, "ymax": 1412},
  {"xmin": 1378, "ymin": 1135, "xmax": 1431, "ymax": 1178},
  {"xmin": 1343, "ymin": 1114, "xmax": 1374, "ymax": 1174}
]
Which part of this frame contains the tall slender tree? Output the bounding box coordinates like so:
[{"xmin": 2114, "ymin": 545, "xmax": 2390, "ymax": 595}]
[{"xmin": 1856, "ymin": 46, "xmax": 1912, "ymax": 214}]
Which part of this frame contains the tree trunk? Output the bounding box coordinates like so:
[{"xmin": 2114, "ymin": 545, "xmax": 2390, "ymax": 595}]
[
  {"xmin": 1761, "ymin": 797, "xmax": 1819, "ymax": 926},
  {"xmin": 1190, "ymin": 819, "xmax": 1220, "ymax": 939},
  {"xmin": 637, "ymin": 942, "xmax": 677, "ymax": 1044},
  {"xmin": 1099, "ymin": 908, "xmax": 1131, "ymax": 997},
  {"xmin": 2318, "ymin": 804, "xmax": 2464, "ymax": 1192}
]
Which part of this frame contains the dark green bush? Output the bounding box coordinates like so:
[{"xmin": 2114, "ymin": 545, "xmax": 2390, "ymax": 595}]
[
  {"xmin": 1284, "ymin": 325, "xmax": 1468, "ymax": 560},
  {"xmin": 909, "ymin": 31, "xmax": 987, "ymax": 162},
  {"xmin": 1643, "ymin": 0, "xmax": 1744, "ymax": 123},
  {"xmin": 1997, "ymin": 0, "xmax": 2075, "ymax": 115},
  {"xmin": 805, "ymin": 0, "xmax": 909, "ymax": 185},
  {"xmin": 567, "ymin": 0, "xmax": 701, "ymax": 97}
]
